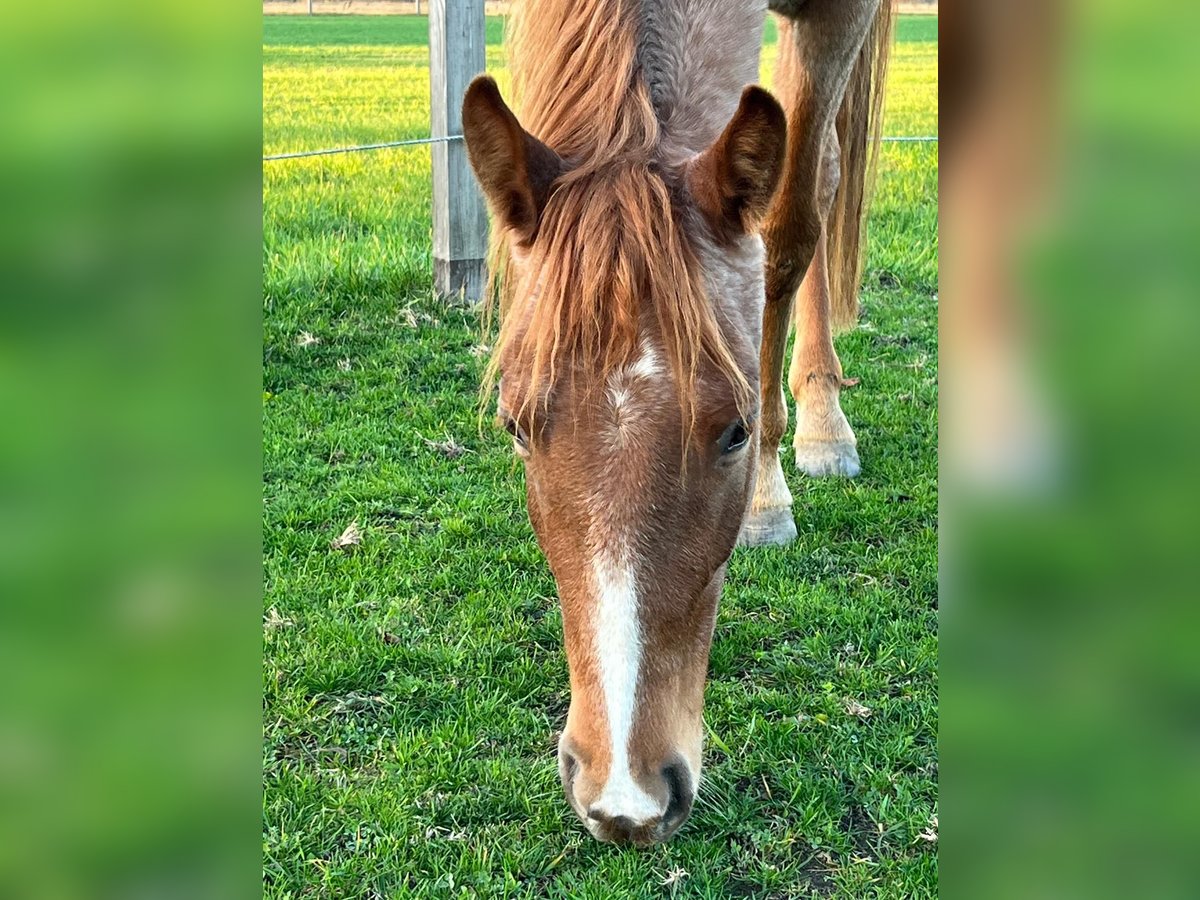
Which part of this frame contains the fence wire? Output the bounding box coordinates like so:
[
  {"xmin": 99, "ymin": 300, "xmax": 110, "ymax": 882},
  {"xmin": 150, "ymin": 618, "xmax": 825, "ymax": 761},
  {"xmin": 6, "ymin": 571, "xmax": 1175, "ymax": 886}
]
[
  {"xmin": 262, "ymin": 134, "xmax": 463, "ymax": 162},
  {"xmin": 262, "ymin": 134, "xmax": 936, "ymax": 162}
]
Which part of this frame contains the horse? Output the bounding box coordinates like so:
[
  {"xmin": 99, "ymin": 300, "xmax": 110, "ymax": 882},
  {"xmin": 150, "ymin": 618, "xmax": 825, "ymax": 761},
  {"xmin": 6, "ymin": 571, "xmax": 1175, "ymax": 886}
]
[{"xmin": 462, "ymin": 0, "xmax": 893, "ymax": 845}]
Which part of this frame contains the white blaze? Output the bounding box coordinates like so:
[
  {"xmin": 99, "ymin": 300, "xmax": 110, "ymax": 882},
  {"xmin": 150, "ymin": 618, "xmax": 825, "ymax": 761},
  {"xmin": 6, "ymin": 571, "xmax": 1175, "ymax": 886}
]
[
  {"xmin": 590, "ymin": 551, "xmax": 660, "ymax": 823},
  {"xmin": 587, "ymin": 343, "xmax": 665, "ymax": 824}
]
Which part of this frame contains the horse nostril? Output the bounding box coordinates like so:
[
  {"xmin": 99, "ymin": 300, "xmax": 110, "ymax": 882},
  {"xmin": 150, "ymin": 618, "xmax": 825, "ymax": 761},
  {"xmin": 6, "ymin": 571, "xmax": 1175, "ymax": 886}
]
[
  {"xmin": 662, "ymin": 761, "xmax": 693, "ymax": 826},
  {"xmin": 559, "ymin": 748, "xmax": 583, "ymax": 817},
  {"xmin": 560, "ymin": 750, "xmax": 579, "ymax": 781}
]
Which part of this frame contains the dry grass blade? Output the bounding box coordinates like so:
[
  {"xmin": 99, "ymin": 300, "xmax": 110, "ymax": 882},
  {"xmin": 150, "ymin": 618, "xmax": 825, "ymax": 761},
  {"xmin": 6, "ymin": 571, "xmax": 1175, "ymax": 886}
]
[
  {"xmin": 264, "ymin": 607, "xmax": 295, "ymax": 630},
  {"xmin": 330, "ymin": 520, "xmax": 363, "ymax": 550},
  {"xmin": 422, "ymin": 435, "xmax": 469, "ymax": 459},
  {"xmin": 917, "ymin": 814, "xmax": 938, "ymax": 843},
  {"xmin": 845, "ymin": 697, "xmax": 874, "ymax": 719}
]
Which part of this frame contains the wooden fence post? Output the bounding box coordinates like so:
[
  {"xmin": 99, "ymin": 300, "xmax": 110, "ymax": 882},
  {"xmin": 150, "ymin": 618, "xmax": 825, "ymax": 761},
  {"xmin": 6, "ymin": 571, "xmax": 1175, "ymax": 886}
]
[{"xmin": 430, "ymin": 0, "xmax": 487, "ymax": 303}]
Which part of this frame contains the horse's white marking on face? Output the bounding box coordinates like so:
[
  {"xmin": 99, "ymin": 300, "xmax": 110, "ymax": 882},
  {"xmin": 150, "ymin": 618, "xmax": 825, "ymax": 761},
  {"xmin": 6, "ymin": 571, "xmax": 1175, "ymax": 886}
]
[
  {"xmin": 589, "ymin": 551, "xmax": 661, "ymax": 824},
  {"xmin": 605, "ymin": 343, "xmax": 666, "ymax": 425},
  {"xmin": 587, "ymin": 337, "xmax": 670, "ymax": 824},
  {"xmin": 627, "ymin": 342, "xmax": 664, "ymax": 381},
  {"xmin": 607, "ymin": 383, "xmax": 633, "ymax": 413}
]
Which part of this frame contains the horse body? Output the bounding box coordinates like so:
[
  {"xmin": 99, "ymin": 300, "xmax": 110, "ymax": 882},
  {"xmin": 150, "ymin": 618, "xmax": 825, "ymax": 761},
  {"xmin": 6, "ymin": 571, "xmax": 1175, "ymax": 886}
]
[{"xmin": 463, "ymin": 0, "xmax": 890, "ymax": 844}]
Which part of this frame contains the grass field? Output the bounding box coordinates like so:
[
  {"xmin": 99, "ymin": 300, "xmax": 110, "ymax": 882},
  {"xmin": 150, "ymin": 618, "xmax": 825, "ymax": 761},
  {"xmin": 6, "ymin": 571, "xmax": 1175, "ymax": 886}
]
[{"xmin": 264, "ymin": 14, "xmax": 937, "ymax": 898}]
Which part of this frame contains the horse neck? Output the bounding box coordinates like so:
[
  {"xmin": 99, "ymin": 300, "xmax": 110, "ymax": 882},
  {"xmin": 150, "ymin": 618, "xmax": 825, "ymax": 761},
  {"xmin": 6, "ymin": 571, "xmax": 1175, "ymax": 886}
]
[
  {"xmin": 509, "ymin": 0, "xmax": 768, "ymax": 165},
  {"xmin": 639, "ymin": 0, "xmax": 769, "ymax": 158}
]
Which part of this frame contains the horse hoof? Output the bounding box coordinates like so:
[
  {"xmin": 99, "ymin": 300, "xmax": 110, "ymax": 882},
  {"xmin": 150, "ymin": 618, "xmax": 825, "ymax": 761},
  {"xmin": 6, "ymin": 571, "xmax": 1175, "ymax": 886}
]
[
  {"xmin": 738, "ymin": 506, "xmax": 798, "ymax": 547},
  {"xmin": 793, "ymin": 439, "xmax": 861, "ymax": 478}
]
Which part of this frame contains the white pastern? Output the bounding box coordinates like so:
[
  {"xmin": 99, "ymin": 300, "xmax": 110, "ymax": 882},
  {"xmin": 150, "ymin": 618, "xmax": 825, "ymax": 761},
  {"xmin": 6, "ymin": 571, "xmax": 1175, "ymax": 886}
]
[{"xmin": 590, "ymin": 554, "xmax": 661, "ymax": 824}]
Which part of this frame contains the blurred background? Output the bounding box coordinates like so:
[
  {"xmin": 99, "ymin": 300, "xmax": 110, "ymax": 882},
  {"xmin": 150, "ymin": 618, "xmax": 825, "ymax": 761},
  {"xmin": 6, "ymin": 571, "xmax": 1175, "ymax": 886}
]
[
  {"xmin": 1, "ymin": 0, "xmax": 1198, "ymax": 896},
  {"xmin": 942, "ymin": 0, "xmax": 1200, "ymax": 897},
  {"xmin": 0, "ymin": 0, "xmax": 260, "ymax": 896}
]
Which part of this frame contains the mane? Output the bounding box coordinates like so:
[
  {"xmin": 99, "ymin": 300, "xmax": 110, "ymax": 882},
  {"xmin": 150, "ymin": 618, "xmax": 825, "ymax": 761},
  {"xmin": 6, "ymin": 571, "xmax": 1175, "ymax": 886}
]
[
  {"xmin": 508, "ymin": 0, "xmax": 656, "ymax": 169},
  {"xmin": 483, "ymin": 0, "xmax": 751, "ymax": 434}
]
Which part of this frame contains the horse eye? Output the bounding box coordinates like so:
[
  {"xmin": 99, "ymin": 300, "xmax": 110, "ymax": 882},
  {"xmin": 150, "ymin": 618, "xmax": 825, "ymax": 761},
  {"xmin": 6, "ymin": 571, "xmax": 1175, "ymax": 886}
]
[{"xmin": 720, "ymin": 420, "xmax": 750, "ymax": 455}]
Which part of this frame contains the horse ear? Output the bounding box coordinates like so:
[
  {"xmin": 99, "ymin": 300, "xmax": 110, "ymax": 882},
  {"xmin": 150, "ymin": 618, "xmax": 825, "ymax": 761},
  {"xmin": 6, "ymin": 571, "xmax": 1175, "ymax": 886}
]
[
  {"xmin": 462, "ymin": 76, "xmax": 564, "ymax": 246},
  {"xmin": 686, "ymin": 86, "xmax": 787, "ymax": 240}
]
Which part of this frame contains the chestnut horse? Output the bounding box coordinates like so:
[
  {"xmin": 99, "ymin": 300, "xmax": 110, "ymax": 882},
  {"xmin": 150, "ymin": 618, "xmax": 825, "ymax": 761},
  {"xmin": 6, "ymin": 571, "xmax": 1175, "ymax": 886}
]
[{"xmin": 462, "ymin": 0, "xmax": 893, "ymax": 844}]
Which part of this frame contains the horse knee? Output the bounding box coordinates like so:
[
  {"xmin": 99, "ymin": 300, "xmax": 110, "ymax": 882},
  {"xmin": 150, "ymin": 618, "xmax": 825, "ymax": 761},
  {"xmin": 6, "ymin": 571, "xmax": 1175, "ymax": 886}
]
[
  {"xmin": 764, "ymin": 210, "xmax": 822, "ymax": 304},
  {"xmin": 817, "ymin": 131, "xmax": 841, "ymax": 217}
]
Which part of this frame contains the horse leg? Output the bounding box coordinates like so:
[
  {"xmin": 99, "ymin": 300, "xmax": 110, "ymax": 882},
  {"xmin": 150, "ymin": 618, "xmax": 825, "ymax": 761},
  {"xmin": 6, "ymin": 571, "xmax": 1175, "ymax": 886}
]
[
  {"xmin": 740, "ymin": 0, "xmax": 879, "ymax": 546},
  {"xmin": 789, "ymin": 127, "xmax": 860, "ymax": 477}
]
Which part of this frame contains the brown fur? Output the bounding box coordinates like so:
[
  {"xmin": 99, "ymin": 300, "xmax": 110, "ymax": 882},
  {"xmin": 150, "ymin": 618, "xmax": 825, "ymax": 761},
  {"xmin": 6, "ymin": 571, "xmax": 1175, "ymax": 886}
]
[
  {"xmin": 467, "ymin": 1, "xmax": 785, "ymax": 440},
  {"xmin": 462, "ymin": 77, "xmax": 564, "ymax": 247},
  {"xmin": 519, "ymin": 347, "xmax": 755, "ymax": 843},
  {"xmin": 686, "ymin": 87, "xmax": 788, "ymax": 243},
  {"xmin": 464, "ymin": 0, "xmax": 781, "ymax": 847},
  {"xmin": 494, "ymin": 160, "xmax": 751, "ymax": 440},
  {"xmin": 828, "ymin": 0, "xmax": 893, "ymax": 332},
  {"xmin": 462, "ymin": 0, "xmax": 892, "ymax": 844},
  {"xmin": 743, "ymin": 0, "xmax": 890, "ymax": 532}
]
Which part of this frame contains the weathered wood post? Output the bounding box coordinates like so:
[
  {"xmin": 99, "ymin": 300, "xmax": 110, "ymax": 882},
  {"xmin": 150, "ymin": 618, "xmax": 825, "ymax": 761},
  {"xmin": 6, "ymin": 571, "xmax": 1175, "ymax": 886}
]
[{"xmin": 430, "ymin": 0, "xmax": 488, "ymax": 303}]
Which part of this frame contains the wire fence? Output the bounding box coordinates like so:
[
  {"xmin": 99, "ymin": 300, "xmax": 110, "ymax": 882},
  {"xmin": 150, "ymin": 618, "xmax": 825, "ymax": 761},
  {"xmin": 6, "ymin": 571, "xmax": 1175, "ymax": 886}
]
[
  {"xmin": 262, "ymin": 134, "xmax": 937, "ymax": 163},
  {"xmin": 263, "ymin": 134, "xmax": 463, "ymax": 161}
]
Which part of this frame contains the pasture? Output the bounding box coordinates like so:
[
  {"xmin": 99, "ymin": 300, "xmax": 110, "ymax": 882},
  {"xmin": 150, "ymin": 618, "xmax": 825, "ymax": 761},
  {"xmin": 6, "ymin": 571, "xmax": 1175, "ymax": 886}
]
[{"xmin": 263, "ymin": 13, "xmax": 937, "ymax": 898}]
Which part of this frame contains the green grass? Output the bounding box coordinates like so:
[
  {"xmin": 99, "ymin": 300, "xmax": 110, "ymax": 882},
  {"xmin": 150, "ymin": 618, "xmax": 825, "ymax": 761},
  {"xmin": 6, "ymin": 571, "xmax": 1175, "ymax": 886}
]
[{"xmin": 264, "ymin": 14, "xmax": 937, "ymax": 898}]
